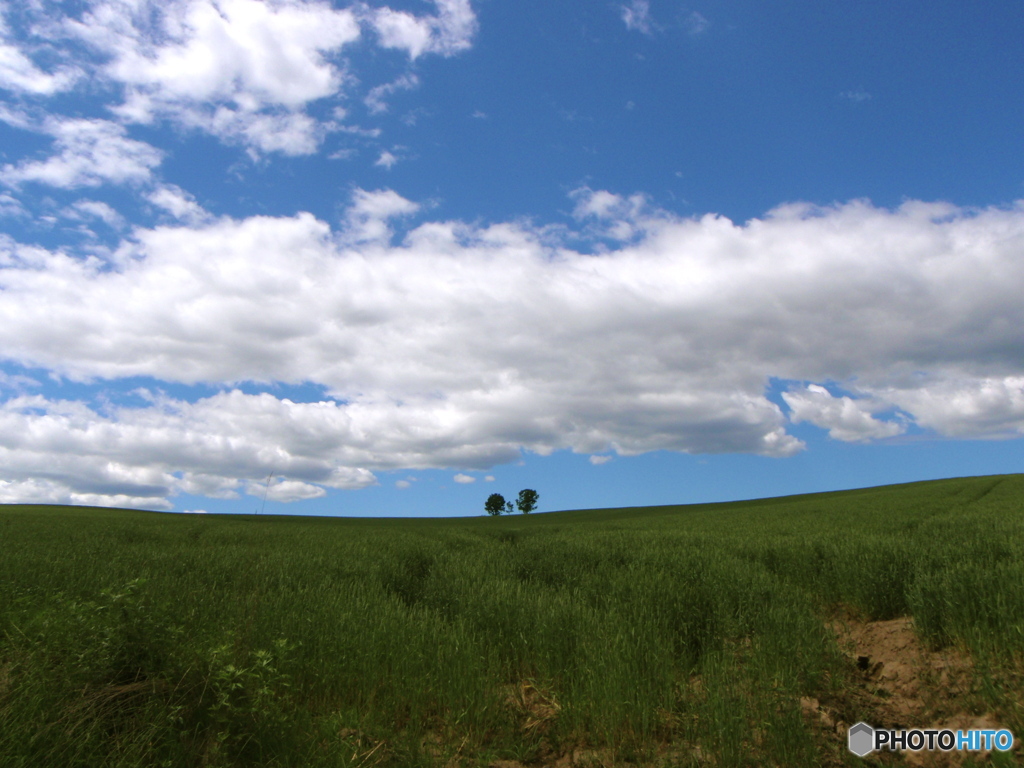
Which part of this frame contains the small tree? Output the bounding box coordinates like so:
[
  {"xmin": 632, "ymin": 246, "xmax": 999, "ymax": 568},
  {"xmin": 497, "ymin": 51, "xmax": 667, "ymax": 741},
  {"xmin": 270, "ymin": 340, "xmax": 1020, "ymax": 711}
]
[
  {"xmin": 516, "ymin": 489, "xmax": 539, "ymax": 514},
  {"xmin": 485, "ymin": 493, "xmax": 506, "ymax": 516}
]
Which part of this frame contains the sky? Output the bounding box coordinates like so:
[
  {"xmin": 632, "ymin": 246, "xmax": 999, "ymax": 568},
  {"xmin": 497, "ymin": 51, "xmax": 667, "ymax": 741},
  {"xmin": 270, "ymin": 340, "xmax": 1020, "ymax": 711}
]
[{"xmin": 0, "ymin": 0, "xmax": 1023, "ymax": 517}]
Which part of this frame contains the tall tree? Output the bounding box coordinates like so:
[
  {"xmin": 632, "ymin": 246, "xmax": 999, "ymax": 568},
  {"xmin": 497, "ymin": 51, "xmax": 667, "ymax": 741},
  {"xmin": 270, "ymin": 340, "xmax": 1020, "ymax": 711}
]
[
  {"xmin": 516, "ymin": 489, "xmax": 539, "ymax": 514},
  {"xmin": 485, "ymin": 493, "xmax": 506, "ymax": 516}
]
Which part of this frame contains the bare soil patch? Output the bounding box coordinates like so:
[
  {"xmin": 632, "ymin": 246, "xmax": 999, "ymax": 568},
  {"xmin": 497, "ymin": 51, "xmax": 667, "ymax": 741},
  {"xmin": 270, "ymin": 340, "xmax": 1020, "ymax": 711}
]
[{"xmin": 825, "ymin": 614, "xmax": 1016, "ymax": 767}]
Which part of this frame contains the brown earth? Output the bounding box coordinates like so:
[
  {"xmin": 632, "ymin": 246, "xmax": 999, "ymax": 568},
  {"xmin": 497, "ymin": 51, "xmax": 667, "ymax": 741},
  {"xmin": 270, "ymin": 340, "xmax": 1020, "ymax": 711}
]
[{"xmin": 819, "ymin": 614, "xmax": 1018, "ymax": 767}]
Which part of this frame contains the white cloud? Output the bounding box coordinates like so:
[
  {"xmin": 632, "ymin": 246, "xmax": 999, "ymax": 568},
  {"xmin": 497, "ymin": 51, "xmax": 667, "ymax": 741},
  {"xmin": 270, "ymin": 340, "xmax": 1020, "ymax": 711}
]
[
  {"xmin": 0, "ymin": 1, "xmax": 475, "ymax": 159},
  {"xmin": 206, "ymin": 107, "xmax": 325, "ymax": 156},
  {"xmin": 66, "ymin": 200, "xmax": 127, "ymax": 230},
  {"xmin": 395, "ymin": 479, "xmax": 411, "ymax": 488},
  {"xmin": 183, "ymin": 508, "xmax": 208, "ymax": 513},
  {"xmin": 62, "ymin": 0, "xmax": 361, "ymax": 156},
  {"xmin": 369, "ymin": 0, "xmax": 477, "ymax": 60},
  {"xmin": 0, "ymin": 192, "xmax": 26, "ymax": 217},
  {"xmin": 343, "ymin": 186, "xmax": 419, "ymax": 242},
  {"xmin": 783, "ymin": 384, "xmax": 904, "ymax": 442},
  {"xmin": 0, "ymin": 43, "xmax": 77, "ymax": 95},
  {"xmin": 571, "ymin": 186, "xmax": 662, "ymax": 241},
  {"xmin": 0, "ymin": 118, "xmax": 162, "ymax": 189},
  {"xmin": 589, "ymin": 455, "xmax": 612, "ymax": 465},
  {"xmin": 0, "ymin": 390, "xmax": 379, "ymax": 507},
  {"xmin": 0, "ymin": 102, "xmax": 32, "ymax": 130},
  {"xmin": 256, "ymin": 477, "xmax": 327, "ymax": 502},
  {"xmin": 0, "ymin": 477, "xmax": 173, "ymax": 510},
  {"xmin": 72, "ymin": 0, "xmax": 360, "ymax": 108},
  {"xmin": 375, "ymin": 150, "xmax": 398, "ymax": 170},
  {"xmin": 2, "ymin": 193, "xmax": 1024, "ymax": 505},
  {"xmin": 621, "ymin": 0, "xmax": 654, "ymax": 35},
  {"xmin": 874, "ymin": 377, "xmax": 1024, "ymax": 439},
  {"xmin": 484, "ymin": 475, "xmax": 495, "ymax": 482},
  {"xmin": 0, "ymin": 369, "xmax": 39, "ymax": 391},
  {"xmin": 0, "ymin": 8, "xmax": 80, "ymax": 94},
  {"xmin": 453, "ymin": 473, "xmax": 475, "ymax": 483},
  {"xmin": 177, "ymin": 472, "xmax": 240, "ymax": 498},
  {"xmin": 365, "ymin": 73, "xmax": 419, "ymax": 115},
  {"xmin": 147, "ymin": 184, "xmax": 208, "ymax": 223}
]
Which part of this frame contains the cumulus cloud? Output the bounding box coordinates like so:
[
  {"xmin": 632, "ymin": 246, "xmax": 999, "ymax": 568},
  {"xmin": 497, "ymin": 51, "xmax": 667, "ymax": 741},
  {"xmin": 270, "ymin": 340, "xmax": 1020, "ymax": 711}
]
[
  {"xmin": 783, "ymin": 384, "xmax": 904, "ymax": 442},
  {"xmin": 57, "ymin": 0, "xmax": 472, "ymax": 155},
  {"xmin": 874, "ymin": 377, "xmax": 1024, "ymax": 439},
  {"xmin": 68, "ymin": 0, "xmax": 362, "ymax": 133},
  {"xmin": 79, "ymin": 0, "xmax": 357, "ymax": 157},
  {"xmin": 1, "ymin": 192, "xmax": 1024, "ymax": 505},
  {"xmin": 201, "ymin": 107, "xmax": 325, "ymax": 156},
  {"xmin": 0, "ymin": 477, "xmax": 174, "ymax": 510},
  {"xmin": 255, "ymin": 477, "xmax": 328, "ymax": 502},
  {"xmin": 369, "ymin": 0, "xmax": 477, "ymax": 60},
  {"xmin": 85, "ymin": 0, "xmax": 359, "ymax": 107},
  {"xmin": 0, "ymin": 0, "xmax": 477, "ymax": 159},
  {"xmin": 571, "ymin": 186, "xmax": 664, "ymax": 241},
  {"xmin": 342, "ymin": 186, "xmax": 419, "ymax": 242},
  {"xmin": 0, "ymin": 118, "xmax": 162, "ymax": 189},
  {"xmin": 589, "ymin": 455, "xmax": 612, "ymax": 465},
  {"xmin": 453, "ymin": 473, "xmax": 475, "ymax": 483},
  {"xmin": 0, "ymin": 390, "xmax": 379, "ymax": 508}
]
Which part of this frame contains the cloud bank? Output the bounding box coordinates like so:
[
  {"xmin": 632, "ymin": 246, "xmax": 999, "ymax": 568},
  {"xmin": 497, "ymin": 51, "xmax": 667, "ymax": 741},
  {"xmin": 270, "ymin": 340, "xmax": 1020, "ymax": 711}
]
[
  {"xmin": 0, "ymin": 1, "xmax": 1021, "ymax": 510},
  {"xmin": 1, "ymin": 191, "xmax": 1023, "ymax": 507}
]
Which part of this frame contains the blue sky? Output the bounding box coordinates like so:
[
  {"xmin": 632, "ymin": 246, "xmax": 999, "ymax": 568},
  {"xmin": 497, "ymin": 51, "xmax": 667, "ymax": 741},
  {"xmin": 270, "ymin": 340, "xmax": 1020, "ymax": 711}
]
[{"xmin": 0, "ymin": 0, "xmax": 1022, "ymax": 517}]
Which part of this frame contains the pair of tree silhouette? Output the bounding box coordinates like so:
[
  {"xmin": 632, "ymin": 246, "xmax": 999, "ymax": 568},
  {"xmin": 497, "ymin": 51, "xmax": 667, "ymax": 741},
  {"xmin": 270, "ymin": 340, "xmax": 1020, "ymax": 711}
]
[{"xmin": 485, "ymin": 489, "xmax": 538, "ymax": 516}]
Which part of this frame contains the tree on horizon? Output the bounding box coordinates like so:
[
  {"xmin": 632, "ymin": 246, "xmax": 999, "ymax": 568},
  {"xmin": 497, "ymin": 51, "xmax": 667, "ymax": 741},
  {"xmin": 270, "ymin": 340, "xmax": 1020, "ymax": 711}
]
[
  {"xmin": 516, "ymin": 489, "xmax": 539, "ymax": 514},
  {"xmin": 485, "ymin": 493, "xmax": 506, "ymax": 516}
]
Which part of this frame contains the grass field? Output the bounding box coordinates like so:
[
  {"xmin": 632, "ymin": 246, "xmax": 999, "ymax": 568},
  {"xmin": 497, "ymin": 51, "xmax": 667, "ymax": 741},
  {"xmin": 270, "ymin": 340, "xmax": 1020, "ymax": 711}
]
[{"xmin": 1, "ymin": 474, "xmax": 1023, "ymax": 767}]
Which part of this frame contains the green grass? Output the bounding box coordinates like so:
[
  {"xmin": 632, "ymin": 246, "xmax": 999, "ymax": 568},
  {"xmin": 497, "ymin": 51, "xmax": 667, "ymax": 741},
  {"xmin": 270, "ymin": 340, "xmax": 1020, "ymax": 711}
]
[{"xmin": 1, "ymin": 474, "xmax": 1023, "ymax": 767}]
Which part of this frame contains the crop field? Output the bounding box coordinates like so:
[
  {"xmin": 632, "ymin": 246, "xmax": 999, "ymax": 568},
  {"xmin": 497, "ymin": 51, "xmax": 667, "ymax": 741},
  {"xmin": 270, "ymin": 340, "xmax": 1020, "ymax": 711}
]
[{"xmin": 1, "ymin": 474, "xmax": 1023, "ymax": 767}]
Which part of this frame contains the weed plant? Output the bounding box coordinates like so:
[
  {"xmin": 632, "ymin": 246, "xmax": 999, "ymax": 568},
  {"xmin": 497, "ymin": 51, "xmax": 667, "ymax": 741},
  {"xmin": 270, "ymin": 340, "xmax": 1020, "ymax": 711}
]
[{"xmin": 1, "ymin": 474, "xmax": 1022, "ymax": 766}]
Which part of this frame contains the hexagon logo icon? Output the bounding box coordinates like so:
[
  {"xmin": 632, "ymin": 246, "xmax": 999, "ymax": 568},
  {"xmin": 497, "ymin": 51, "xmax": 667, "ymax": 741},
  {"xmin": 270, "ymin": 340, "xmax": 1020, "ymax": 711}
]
[{"xmin": 848, "ymin": 722, "xmax": 875, "ymax": 757}]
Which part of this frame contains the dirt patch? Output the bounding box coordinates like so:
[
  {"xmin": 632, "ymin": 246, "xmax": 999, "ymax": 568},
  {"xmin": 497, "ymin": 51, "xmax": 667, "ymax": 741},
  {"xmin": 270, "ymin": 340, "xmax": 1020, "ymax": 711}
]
[
  {"xmin": 506, "ymin": 679, "xmax": 562, "ymax": 737},
  {"xmin": 491, "ymin": 680, "xmax": 698, "ymax": 768},
  {"xmin": 831, "ymin": 616, "xmax": 974, "ymax": 728},
  {"xmin": 827, "ymin": 614, "xmax": 1016, "ymax": 767}
]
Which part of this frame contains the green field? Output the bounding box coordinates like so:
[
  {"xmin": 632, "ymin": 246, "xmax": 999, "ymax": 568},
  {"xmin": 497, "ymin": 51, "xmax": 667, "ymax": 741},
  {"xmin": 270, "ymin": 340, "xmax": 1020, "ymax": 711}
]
[{"xmin": 2, "ymin": 475, "xmax": 1023, "ymax": 767}]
